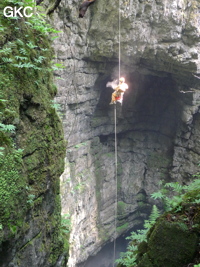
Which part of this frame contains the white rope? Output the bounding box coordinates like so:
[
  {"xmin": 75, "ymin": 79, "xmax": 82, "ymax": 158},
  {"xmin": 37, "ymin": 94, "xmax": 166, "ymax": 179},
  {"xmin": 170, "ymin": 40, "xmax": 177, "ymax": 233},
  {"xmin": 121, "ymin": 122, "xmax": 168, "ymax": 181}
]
[
  {"xmin": 113, "ymin": 104, "xmax": 118, "ymax": 267},
  {"xmin": 113, "ymin": 1, "xmax": 121, "ymax": 266},
  {"xmin": 118, "ymin": 0, "xmax": 121, "ymax": 80}
]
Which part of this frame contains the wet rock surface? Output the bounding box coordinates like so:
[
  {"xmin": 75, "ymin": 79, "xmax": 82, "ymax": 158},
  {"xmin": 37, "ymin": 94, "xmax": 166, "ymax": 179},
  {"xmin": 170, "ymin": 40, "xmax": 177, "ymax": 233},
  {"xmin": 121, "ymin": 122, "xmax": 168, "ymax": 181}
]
[{"xmin": 51, "ymin": 0, "xmax": 200, "ymax": 265}]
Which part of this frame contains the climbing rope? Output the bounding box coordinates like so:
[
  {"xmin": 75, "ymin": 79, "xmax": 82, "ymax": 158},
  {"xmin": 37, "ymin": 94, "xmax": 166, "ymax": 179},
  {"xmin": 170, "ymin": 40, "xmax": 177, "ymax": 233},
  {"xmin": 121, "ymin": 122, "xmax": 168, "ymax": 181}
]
[
  {"xmin": 113, "ymin": 104, "xmax": 118, "ymax": 266},
  {"xmin": 118, "ymin": 0, "xmax": 121, "ymax": 81},
  {"xmin": 113, "ymin": 0, "xmax": 121, "ymax": 265}
]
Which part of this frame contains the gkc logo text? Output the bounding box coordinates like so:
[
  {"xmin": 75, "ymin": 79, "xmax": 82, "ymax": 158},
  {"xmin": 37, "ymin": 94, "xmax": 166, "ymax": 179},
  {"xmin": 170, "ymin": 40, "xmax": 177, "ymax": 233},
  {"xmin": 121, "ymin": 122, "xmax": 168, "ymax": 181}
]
[{"xmin": 3, "ymin": 6, "xmax": 33, "ymax": 18}]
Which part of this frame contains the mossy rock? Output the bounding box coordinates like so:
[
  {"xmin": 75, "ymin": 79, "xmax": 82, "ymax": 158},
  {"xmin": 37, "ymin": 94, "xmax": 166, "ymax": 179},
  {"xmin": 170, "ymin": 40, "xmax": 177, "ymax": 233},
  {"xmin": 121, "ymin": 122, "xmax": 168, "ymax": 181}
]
[
  {"xmin": 143, "ymin": 220, "xmax": 198, "ymax": 267},
  {"xmin": 0, "ymin": 7, "xmax": 67, "ymax": 266},
  {"xmin": 137, "ymin": 241, "xmax": 148, "ymax": 260},
  {"xmin": 138, "ymin": 253, "xmax": 154, "ymax": 267}
]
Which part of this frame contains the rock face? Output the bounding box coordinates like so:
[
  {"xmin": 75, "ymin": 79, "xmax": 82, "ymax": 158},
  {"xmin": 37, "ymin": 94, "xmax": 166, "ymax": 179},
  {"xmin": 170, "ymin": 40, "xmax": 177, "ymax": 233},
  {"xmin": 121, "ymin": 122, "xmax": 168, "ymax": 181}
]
[
  {"xmin": 0, "ymin": 8, "xmax": 66, "ymax": 267},
  {"xmin": 51, "ymin": 0, "xmax": 200, "ymax": 265}
]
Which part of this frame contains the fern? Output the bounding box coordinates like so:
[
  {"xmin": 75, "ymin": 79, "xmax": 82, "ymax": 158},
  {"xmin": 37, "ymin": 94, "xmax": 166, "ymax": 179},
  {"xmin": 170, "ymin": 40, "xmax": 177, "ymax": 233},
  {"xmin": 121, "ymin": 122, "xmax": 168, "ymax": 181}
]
[
  {"xmin": 151, "ymin": 182, "xmax": 183, "ymax": 211},
  {"xmin": 186, "ymin": 178, "xmax": 200, "ymax": 190},
  {"xmin": 6, "ymin": 0, "xmax": 24, "ymax": 4},
  {"xmin": 19, "ymin": 48, "xmax": 28, "ymax": 55},
  {"xmin": 164, "ymin": 182, "xmax": 184, "ymax": 194},
  {"xmin": 16, "ymin": 39, "xmax": 24, "ymax": 46},
  {"xmin": 117, "ymin": 175, "xmax": 200, "ymax": 266},
  {"xmin": 1, "ymin": 57, "xmax": 13, "ymax": 63},
  {"xmin": 26, "ymin": 41, "xmax": 38, "ymax": 49},
  {"xmin": 151, "ymin": 191, "xmax": 164, "ymax": 200},
  {"xmin": 0, "ymin": 123, "xmax": 15, "ymax": 133},
  {"xmin": 0, "ymin": 147, "xmax": 5, "ymax": 157},
  {"xmin": 116, "ymin": 249, "xmax": 137, "ymax": 266},
  {"xmin": 52, "ymin": 62, "xmax": 66, "ymax": 71},
  {"xmin": 0, "ymin": 47, "xmax": 12, "ymax": 55},
  {"xmin": 151, "ymin": 178, "xmax": 200, "ymax": 212},
  {"xmin": 61, "ymin": 213, "xmax": 71, "ymax": 234},
  {"xmin": 13, "ymin": 62, "xmax": 40, "ymax": 69},
  {"xmin": 148, "ymin": 205, "xmax": 160, "ymax": 224},
  {"xmin": 116, "ymin": 205, "xmax": 160, "ymax": 267},
  {"xmin": 34, "ymin": 56, "xmax": 46, "ymax": 63},
  {"xmin": 15, "ymin": 56, "xmax": 28, "ymax": 61}
]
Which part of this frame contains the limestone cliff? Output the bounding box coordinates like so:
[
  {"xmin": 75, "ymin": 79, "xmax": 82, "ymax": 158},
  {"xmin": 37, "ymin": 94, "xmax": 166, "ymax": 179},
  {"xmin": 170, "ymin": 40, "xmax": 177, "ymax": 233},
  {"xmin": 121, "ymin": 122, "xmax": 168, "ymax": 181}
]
[
  {"xmin": 50, "ymin": 0, "xmax": 200, "ymax": 265},
  {"xmin": 0, "ymin": 2, "xmax": 67, "ymax": 266}
]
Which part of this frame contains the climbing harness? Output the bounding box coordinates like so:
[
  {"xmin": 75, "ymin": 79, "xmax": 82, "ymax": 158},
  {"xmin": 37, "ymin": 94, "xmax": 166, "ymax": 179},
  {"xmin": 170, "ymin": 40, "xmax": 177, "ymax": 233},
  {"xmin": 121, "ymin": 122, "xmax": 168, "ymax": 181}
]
[
  {"xmin": 113, "ymin": 0, "xmax": 121, "ymax": 265},
  {"xmin": 118, "ymin": 1, "xmax": 121, "ymax": 83}
]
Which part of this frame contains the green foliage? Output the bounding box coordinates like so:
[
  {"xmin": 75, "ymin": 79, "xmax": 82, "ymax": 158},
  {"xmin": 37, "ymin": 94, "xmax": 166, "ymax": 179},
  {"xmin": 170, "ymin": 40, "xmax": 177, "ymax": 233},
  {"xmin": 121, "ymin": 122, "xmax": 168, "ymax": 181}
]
[
  {"xmin": 151, "ymin": 178, "xmax": 200, "ymax": 212},
  {"xmin": 0, "ymin": 0, "xmax": 62, "ymax": 73},
  {"xmin": 51, "ymin": 100, "xmax": 63, "ymax": 118},
  {"xmin": 0, "ymin": 37, "xmax": 48, "ymax": 70},
  {"xmin": 0, "ymin": 98, "xmax": 13, "ymax": 121},
  {"xmin": 117, "ymin": 201, "xmax": 127, "ymax": 220},
  {"xmin": 117, "ymin": 174, "xmax": 200, "ymax": 267},
  {"xmin": 0, "ymin": 1, "xmax": 66, "ymax": 264},
  {"xmin": 116, "ymin": 205, "xmax": 160, "ymax": 266},
  {"xmin": 144, "ymin": 205, "xmax": 160, "ymax": 229},
  {"xmin": 1, "ymin": 0, "xmax": 61, "ymax": 33},
  {"xmin": 52, "ymin": 63, "xmax": 66, "ymax": 71},
  {"xmin": 0, "ymin": 147, "xmax": 5, "ymax": 156},
  {"xmin": 74, "ymin": 142, "xmax": 87, "ymax": 149},
  {"xmin": 0, "ymin": 148, "xmax": 24, "ymax": 222},
  {"xmin": 27, "ymin": 194, "xmax": 35, "ymax": 204},
  {"xmin": 0, "ymin": 97, "xmax": 17, "ymax": 153},
  {"xmin": 0, "ymin": 122, "xmax": 15, "ymax": 133},
  {"xmin": 61, "ymin": 213, "xmax": 71, "ymax": 234},
  {"xmin": 116, "ymin": 249, "xmax": 137, "ymax": 267},
  {"xmin": 117, "ymin": 223, "xmax": 129, "ymax": 234},
  {"xmin": 60, "ymin": 214, "xmax": 71, "ymax": 251}
]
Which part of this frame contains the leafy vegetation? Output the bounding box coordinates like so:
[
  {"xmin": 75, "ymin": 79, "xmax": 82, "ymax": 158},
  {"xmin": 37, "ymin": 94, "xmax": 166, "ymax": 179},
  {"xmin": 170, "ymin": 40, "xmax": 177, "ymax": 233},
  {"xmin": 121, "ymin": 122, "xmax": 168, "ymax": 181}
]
[
  {"xmin": 0, "ymin": 95, "xmax": 26, "ymax": 227},
  {"xmin": 0, "ymin": 0, "xmax": 61, "ymax": 75},
  {"xmin": 151, "ymin": 178, "xmax": 200, "ymax": 212},
  {"xmin": 61, "ymin": 214, "xmax": 71, "ymax": 245},
  {"xmin": 0, "ymin": 147, "xmax": 24, "ymax": 221},
  {"xmin": 0, "ymin": 0, "xmax": 57, "ymax": 224},
  {"xmin": 116, "ymin": 205, "xmax": 160, "ymax": 266},
  {"xmin": 0, "ymin": 0, "xmax": 67, "ymax": 265},
  {"xmin": 116, "ymin": 174, "xmax": 200, "ymax": 267}
]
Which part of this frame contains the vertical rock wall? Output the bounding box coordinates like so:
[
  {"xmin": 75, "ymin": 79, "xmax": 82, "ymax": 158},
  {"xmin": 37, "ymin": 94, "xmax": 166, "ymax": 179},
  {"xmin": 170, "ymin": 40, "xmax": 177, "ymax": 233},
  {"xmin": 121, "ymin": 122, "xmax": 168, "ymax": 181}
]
[
  {"xmin": 0, "ymin": 8, "xmax": 66, "ymax": 266},
  {"xmin": 51, "ymin": 0, "xmax": 200, "ymax": 265}
]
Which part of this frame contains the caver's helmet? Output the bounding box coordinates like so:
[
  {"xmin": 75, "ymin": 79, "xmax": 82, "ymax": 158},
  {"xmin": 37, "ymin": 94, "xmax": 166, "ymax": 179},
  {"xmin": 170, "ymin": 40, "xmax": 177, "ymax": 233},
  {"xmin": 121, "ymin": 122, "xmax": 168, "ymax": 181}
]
[{"xmin": 119, "ymin": 77, "xmax": 125, "ymax": 83}]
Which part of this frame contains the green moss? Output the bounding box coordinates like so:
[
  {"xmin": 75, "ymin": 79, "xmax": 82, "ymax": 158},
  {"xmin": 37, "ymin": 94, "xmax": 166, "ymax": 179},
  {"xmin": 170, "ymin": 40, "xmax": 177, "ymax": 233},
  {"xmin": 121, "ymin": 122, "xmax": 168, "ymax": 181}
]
[
  {"xmin": 117, "ymin": 201, "xmax": 127, "ymax": 217},
  {"xmin": 98, "ymin": 226, "xmax": 109, "ymax": 242},
  {"xmin": 146, "ymin": 220, "xmax": 198, "ymax": 267},
  {"xmin": 117, "ymin": 223, "xmax": 129, "ymax": 234},
  {"xmin": 147, "ymin": 151, "xmax": 171, "ymax": 169},
  {"xmin": 118, "ymin": 178, "xmax": 200, "ymax": 267},
  {"xmin": 0, "ymin": 148, "xmax": 26, "ymax": 226},
  {"xmin": 138, "ymin": 253, "xmax": 153, "ymax": 267},
  {"xmin": 0, "ymin": 4, "xmax": 67, "ymax": 265},
  {"xmin": 183, "ymin": 189, "xmax": 200, "ymax": 203}
]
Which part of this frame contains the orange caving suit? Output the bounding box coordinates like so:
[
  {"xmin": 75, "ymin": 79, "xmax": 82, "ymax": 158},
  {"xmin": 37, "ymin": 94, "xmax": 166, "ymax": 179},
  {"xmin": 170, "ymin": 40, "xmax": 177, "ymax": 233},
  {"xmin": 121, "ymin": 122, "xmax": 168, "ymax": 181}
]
[{"xmin": 111, "ymin": 82, "xmax": 128, "ymax": 103}]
